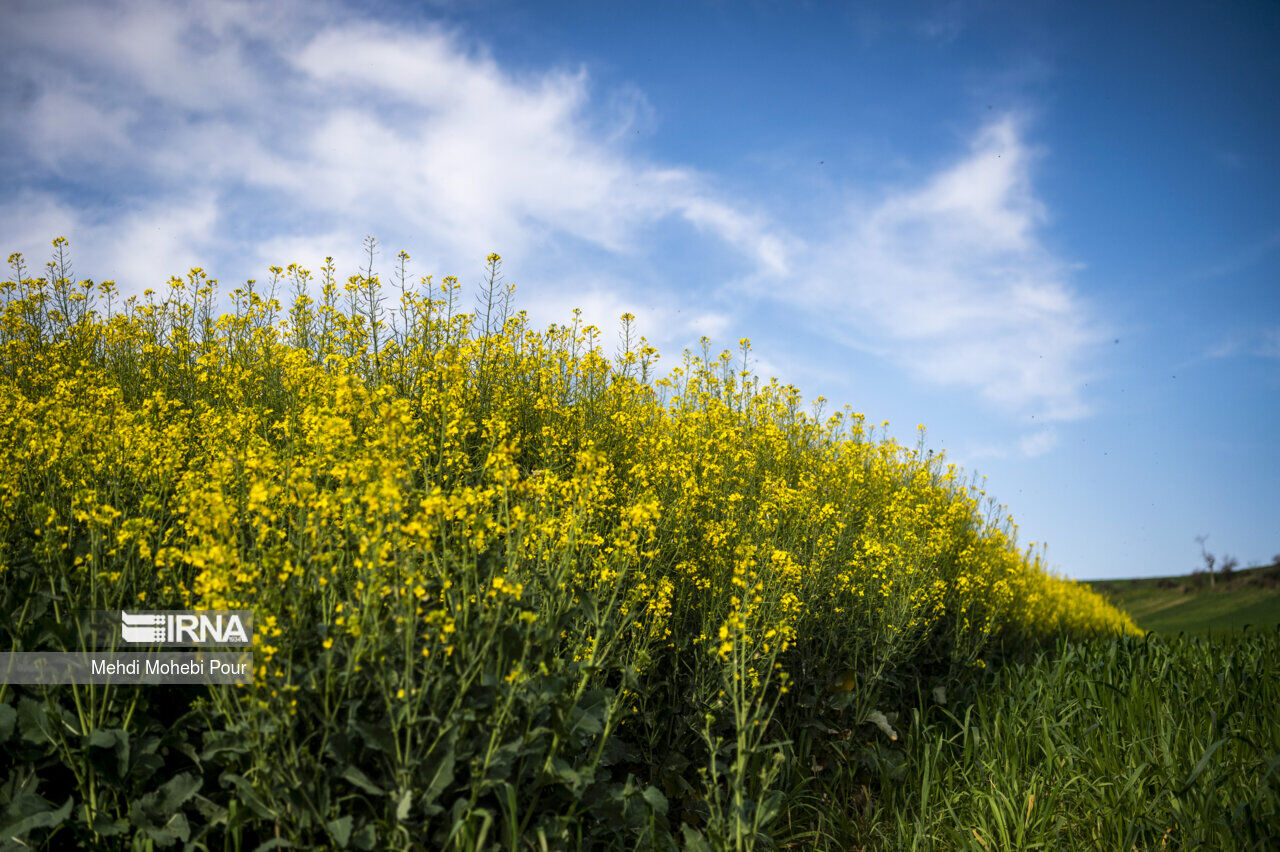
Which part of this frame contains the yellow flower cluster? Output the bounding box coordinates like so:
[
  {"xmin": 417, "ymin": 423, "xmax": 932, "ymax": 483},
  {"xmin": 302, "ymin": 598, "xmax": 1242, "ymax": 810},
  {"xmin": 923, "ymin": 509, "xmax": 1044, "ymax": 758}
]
[{"xmin": 0, "ymin": 243, "xmax": 1138, "ymax": 722}]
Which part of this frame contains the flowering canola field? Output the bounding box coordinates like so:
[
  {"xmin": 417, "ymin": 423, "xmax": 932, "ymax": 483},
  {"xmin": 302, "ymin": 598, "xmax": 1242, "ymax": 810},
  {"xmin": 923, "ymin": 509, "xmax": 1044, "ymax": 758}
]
[{"xmin": 0, "ymin": 242, "xmax": 1136, "ymax": 849}]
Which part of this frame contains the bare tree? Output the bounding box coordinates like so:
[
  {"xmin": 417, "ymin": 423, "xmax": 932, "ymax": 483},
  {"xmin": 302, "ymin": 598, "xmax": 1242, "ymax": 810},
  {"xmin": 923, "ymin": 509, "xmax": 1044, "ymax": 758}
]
[{"xmin": 1195, "ymin": 534, "xmax": 1215, "ymax": 589}]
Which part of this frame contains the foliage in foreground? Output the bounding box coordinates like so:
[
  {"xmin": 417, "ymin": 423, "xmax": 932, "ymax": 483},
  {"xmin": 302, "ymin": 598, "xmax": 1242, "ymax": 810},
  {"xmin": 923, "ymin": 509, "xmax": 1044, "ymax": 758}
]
[
  {"xmin": 0, "ymin": 241, "xmax": 1135, "ymax": 849},
  {"xmin": 843, "ymin": 629, "xmax": 1280, "ymax": 851}
]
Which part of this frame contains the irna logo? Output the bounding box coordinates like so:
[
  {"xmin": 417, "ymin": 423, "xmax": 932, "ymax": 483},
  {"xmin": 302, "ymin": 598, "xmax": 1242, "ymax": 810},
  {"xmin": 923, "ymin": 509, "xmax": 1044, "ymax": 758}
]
[{"xmin": 120, "ymin": 611, "xmax": 251, "ymax": 645}]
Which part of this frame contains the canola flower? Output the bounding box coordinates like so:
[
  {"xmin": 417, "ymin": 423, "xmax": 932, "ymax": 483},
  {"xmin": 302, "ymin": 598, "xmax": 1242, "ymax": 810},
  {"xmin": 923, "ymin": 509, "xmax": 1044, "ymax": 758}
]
[{"xmin": 0, "ymin": 240, "xmax": 1138, "ymax": 849}]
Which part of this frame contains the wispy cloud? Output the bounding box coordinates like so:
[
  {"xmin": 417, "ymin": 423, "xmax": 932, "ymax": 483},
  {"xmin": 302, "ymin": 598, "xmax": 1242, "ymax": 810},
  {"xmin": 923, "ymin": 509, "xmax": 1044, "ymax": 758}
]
[
  {"xmin": 0, "ymin": 0, "xmax": 784, "ymax": 295},
  {"xmin": 959, "ymin": 426, "xmax": 1060, "ymax": 461},
  {"xmin": 915, "ymin": 0, "xmax": 969, "ymax": 43},
  {"xmin": 0, "ymin": 0, "xmax": 1101, "ymax": 435},
  {"xmin": 775, "ymin": 115, "xmax": 1100, "ymax": 422},
  {"xmin": 1257, "ymin": 327, "xmax": 1280, "ymax": 360},
  {"xmin": 1190, "ymin": 228, "xmax": 1280, "ymax": 281},
  {"xmin": 0, "ymin": 190, "xmax": 220, "ymax": 292},
  {"xmin": 1205, "ymin": 326, "xmax": 1280, "ymax": 361},
  {"xmin": 1018, "ymin": 427, "xmax": 1059, "ymax": 458}
]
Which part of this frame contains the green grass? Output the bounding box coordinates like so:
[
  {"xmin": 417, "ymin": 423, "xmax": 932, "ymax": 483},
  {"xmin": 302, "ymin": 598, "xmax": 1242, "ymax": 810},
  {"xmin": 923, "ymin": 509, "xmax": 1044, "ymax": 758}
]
[
  {"xmin": 1088, "ymin": 562, "xmax": 1280, "ymax": 634},
  {"xmin": 846, "ymin": 630, "xmax": 1280, "ymax": 850}
]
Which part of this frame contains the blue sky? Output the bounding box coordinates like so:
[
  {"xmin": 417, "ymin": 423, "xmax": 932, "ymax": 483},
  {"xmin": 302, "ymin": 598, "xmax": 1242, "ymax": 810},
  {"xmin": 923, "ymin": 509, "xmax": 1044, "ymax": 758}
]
[{"xmin": 2, "ymin": 0, "xmax": 1276, "ymax": 579}]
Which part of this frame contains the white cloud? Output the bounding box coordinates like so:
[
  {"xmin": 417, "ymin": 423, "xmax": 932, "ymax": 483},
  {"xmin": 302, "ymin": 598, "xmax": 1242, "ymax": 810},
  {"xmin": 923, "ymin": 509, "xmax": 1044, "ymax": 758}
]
[
  {"xmin": 1258, "ymin": 327, "xmax": 1280, "ymax": 360},
  {"xmin": 1190, "ymin": 228, "xmax": 1280, "ymax": 281},
  {"xmin": 1205, "ymin": 327, "xmax": 1280, "ymax": 361},
  {"xmin": 26, "ymin": 89, "xmax": 135, "ymax": 167},
  {"xmin": 5, "ymin": 0, "xmax": 275, "ymax": 113},
  {"xmin": 0, "ymin": 1, "xmax": 1100, "ymax": 430},
  {"xmin": 1018, "ymin": 428, "xmax": 1059, "ymax": 458},
  {"xmin": 519, "ymin": 275, "xmax": 735, "ymax": 360},
  {"xmin": 2, "ymin": 0, "xmax": 785, "ymax": 289},
  {"xmin": 962, "ymin": 427, "xmax": 1060, "ymax": 461},
  {"xmin": 0, "ymin": 191, "xmax": 220, "ymax": 293},
  {"xmin": 777, "ymin": 115, "xmax": 1099, "ymax": 421}
]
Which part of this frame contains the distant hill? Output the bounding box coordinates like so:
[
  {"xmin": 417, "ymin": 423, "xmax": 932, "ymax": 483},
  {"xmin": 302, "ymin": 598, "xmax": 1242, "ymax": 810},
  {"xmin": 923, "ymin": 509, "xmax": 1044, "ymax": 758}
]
[{"xmin": 1088, "ymin": 561, "xmax": 1280, "ymax": 633}]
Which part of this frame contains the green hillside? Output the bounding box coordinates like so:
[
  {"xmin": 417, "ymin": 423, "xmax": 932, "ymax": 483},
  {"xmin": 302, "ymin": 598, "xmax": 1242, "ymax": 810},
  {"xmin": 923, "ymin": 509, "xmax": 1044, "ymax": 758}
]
[{"xmin": 1089, "ymin": 561, "xmax": 1280, "ymax": 633}]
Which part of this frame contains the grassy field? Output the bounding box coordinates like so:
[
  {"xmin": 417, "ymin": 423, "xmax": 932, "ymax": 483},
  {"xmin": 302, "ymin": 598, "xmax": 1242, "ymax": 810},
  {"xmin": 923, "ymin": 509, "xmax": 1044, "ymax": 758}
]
[
  {"xmin": 1088, "ymin": 562, "xmax": 1280, "ymax": 634},
  {"xmin": 841, "ymin": 630, "xmax": 1280, "ymax": 850}
]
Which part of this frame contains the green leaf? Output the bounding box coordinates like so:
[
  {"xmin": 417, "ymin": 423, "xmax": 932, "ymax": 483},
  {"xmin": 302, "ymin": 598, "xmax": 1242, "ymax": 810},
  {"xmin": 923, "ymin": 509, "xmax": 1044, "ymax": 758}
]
[
  {"xmin": 131, "ymin": 771, "xmax": 201, "ymax": 831},
  {"xmin": 547, "ymin": 757, "xmax": 583, "ymax": 792},
  {"xmin": 131, "ymin": 774, "xmax": 198, "ymax": 847},
  {"xmin": 0, "ymin": 703, "xmax": 15, "ymax": 742},
  {"xmin": 569, "ymin": 705, "xmax": 604, "ymax": 737},
  {"xmin": 340, "ymin": 765, "xmax": 384, "ymax": 796},
  {"xmin": 422, "ymin": 747, "xmax": 455, "ymax": 807},
  {"xmin": 201, "ymin": 728, "xmax": 251, "ymax": 761},
  {"xmin": 352, "ymin": 719, "xmax": 395, "ymax": 755},
  {"xmin": 1177, "ymin": 737, "xmax": 1230, "ymax": 795},
  {"xmin": 190, "ymin": 793, "xmax": 228, "ymax": 825},
  {"xmin": 756, "ymin": 789, "xmax": 783, "ymax": 829},
  {"xmin": 0, "ymin": 795, "xmax": 72, "ymax": 843},
  {"xmin": 16, "ymin": 697, "xmax": 49, "ymax": 745},
  {"xmin": 641, "ymin": 785, "xmax": 668, "ymax": 817},
  {"xmin": 155, "ymin": 772, "xmax": 201, "ymax": 813},
  {"xmin": 867, "ymin": 709, "xmax": 898, "ymax": 741},
  {"xmin": 395, "ymin": 788, "xmax": 412, "ymax": 822},
  {"xmin": 90, "ymin": 811, "xmax": 128, "ymax": 837},
  {"xmin": 326, "ymin": 815, "xmax": 353, "ymax": 848},
  {"xmin": 351, "ymin": 821, "xmax": 377, "ymax": 850},
  {"xmin": 150, "ymin": 811, "xmax": 190, "ymax": 846},
  {"xmin": 250, "ymin": 840, "xmax": 296, "ymax": 851},
  {"xmin": 87, "ymin": 728, "xmax": 121, "ymax": 748},
  {"xmin": 173, "ymin": 738, "xmax": 202, "ymax": 769},
  {"xmin": 220, "ymin": 773, "xmax": 275, "ymax": 819},
  {"xmin": 87, "ymin": 728, "xmax": 130, "ymax": 780},
  {"xmin": 681, "ymin": 824, "xmax": 713, "ymax": 852}
]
